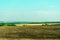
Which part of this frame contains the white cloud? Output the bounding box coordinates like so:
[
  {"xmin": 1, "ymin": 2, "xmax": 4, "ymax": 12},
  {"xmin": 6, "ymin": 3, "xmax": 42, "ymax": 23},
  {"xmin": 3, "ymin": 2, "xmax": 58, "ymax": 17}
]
[
  {"xmin": 33, "ymin": 10, "xmax": 60, "ymax": 16},
  {"xmin": 34, "ymin": 10, "xmax": 48, "ymax": 14},
  {"xmin": 49, "ymin": 5, "xmax": 56, "ymax": 8}
]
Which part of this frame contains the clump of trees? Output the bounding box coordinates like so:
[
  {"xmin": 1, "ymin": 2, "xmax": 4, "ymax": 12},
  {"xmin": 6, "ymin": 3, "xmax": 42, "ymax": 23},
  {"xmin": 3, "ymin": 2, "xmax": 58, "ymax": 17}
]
[
  {"xmin": 7, "ymin": 24, "xmax": 16, "ymax": 26},
  {"xmin": 0, "ymin": 23, "xmax": 4, "ymax": 26},
  {"xmin": 0, "ymin": 23, "xmax": 16, "ymax": 26}
]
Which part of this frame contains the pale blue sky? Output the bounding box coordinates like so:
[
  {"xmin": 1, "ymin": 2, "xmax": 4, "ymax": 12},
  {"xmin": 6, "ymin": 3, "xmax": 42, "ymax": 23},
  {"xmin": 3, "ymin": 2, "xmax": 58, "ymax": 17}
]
[{"xmin": 0, "ymin": 0, "xmax": 60, "ymax": 22}]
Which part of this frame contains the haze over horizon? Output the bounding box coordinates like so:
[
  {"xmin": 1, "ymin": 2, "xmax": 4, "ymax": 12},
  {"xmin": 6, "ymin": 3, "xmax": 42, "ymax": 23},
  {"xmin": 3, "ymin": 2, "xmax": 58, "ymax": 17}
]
[{"xmin": 0, "ymin": 0, "xmax": 60, "ymax": 22}]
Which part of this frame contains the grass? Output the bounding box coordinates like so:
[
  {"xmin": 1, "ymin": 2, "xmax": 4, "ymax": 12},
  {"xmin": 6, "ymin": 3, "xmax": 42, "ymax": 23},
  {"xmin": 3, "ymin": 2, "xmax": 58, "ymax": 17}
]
[
  {"xmin": 0, "ymin": 25, "xmax": 60, "ymax": 39},
  {"xmin": 0, "ymin": 38, "xmax": 60, "ymax": 40}
]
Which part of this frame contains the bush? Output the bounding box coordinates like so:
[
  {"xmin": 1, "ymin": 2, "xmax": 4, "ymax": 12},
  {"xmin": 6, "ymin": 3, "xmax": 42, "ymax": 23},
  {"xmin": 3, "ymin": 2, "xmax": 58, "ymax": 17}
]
[
  {"xmin": 0, "ymin": 23, "xmax": 4, "ymax": 26},
  {"xmin": 7, "ymin": 24, "xmax": 16, "ymax": 26}
]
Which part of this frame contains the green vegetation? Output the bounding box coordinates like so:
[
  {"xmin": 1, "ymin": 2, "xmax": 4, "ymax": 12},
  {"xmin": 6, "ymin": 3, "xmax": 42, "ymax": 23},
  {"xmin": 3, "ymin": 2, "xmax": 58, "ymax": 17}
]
[
  {"xmin": 0, "ymin": 22, "xmax": 60, "ymax": 26},
  {"xmin": 0, "ymin": 23, "xmax": 16, "ymax": 26},
  {"xmin": 0, "ymin": 21, "xmax": 60, "ymax": 24}
]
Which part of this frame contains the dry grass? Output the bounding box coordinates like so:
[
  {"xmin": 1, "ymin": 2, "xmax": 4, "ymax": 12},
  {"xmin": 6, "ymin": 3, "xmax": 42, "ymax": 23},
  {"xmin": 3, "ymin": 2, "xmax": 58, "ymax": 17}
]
[
  {"xmin": 0, "ymin": 25, "xmax": 60, "ymax": 39},
  {"xmin": 0, "ymin": 38, "xmax": 60, "ymax": 40}
]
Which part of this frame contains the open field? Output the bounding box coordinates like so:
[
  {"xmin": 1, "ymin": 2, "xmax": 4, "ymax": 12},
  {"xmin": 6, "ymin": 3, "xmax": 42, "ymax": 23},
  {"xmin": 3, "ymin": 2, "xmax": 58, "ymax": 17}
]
[
  {"xmin": 0, "ymin": 38, "xmax": 60, "ymax": 40},
  {"xmin": 0, "ymin": 25, "xmax": 60, "ymax": 40}
]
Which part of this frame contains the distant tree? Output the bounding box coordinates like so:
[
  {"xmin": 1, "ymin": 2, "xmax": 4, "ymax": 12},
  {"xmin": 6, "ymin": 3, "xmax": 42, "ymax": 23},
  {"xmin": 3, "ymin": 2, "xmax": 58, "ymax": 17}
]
[
  {"xmin": 7, "ymin": 24, "xmax": 16, "ymax": 26},
  {"xmin": 0, "ymin": 23, "xmax": 4, "ymax": 26}
]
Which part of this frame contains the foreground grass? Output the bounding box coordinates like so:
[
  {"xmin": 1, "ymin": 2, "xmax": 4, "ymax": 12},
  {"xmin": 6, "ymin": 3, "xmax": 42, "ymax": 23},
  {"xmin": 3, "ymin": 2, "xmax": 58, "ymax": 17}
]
[
  {"xmin": 0, "ymin": 38, "xmax": 60, "ymax": 40},
  {"xmin": 0, "ymin": 25, "xmax": 60, "ymax": 39}
]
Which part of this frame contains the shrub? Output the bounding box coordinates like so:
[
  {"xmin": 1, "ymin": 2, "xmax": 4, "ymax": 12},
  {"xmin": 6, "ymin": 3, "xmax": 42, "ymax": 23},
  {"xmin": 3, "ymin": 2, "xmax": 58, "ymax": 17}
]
[{"xmin": 7, "ymin": 24, "xmax": 16, "ymax": 26}]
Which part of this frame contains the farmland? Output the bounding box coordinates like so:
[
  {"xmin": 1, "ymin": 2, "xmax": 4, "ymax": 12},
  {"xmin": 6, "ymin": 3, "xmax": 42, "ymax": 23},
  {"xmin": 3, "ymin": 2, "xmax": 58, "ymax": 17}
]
[
  {"xmin": 0, "ymin": 22, "xmax": 60, "ymax": 40},
  {"xmin": 0, "ymin": 25, "xmax": 60, "ymax": 39}
]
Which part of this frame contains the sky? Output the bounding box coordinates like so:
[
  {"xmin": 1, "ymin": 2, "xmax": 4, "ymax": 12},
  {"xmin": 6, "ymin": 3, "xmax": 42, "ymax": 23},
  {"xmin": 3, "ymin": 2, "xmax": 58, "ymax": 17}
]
[{"xmin": 0, "ymin": 0, "xmax": 60, "ymax": 22}]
